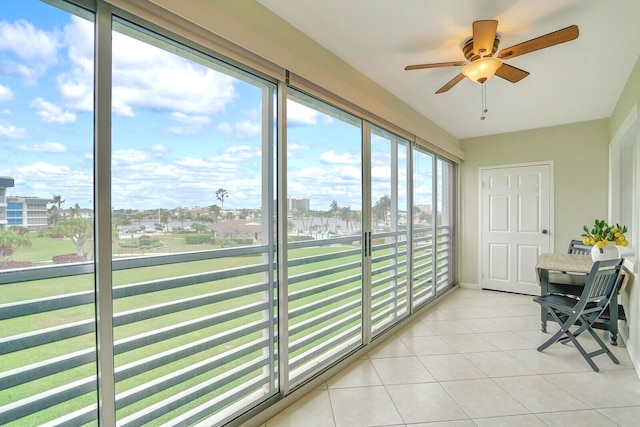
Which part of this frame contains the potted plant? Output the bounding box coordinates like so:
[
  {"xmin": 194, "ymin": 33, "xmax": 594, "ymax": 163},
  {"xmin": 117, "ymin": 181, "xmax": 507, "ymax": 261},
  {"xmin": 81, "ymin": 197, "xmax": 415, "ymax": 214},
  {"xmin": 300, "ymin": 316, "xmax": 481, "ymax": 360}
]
[{"xmin": 581, "ymin": 219, "xmax": 628, "ymax": 261}]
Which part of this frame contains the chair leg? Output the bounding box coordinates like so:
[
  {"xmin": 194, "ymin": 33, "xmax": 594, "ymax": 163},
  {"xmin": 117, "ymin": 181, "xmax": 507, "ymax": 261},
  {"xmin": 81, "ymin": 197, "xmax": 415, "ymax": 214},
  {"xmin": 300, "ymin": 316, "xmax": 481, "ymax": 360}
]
[
  {"xmin": 585, "ymin": 324, "xmax": 620, "ymax": 365},
  {"xmin": 537, "ymin": 309, "xmax": 572, "ymax": 352},
  {"xmin": 538, "ymin": 328, "xmax": 566, "ymax": 352},
  {"xmin": 562, "ymin": 327, "xmax": 601, "ymax": 372},
  {"xmin": 537, "ymin": 309, "xmax": 619, "ymax": 372}
]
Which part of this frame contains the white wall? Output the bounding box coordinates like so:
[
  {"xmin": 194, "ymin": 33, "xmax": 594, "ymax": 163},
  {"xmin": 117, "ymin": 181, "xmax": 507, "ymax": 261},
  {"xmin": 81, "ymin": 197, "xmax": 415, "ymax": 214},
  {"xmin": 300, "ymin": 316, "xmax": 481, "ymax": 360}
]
[{"xmin": 610, "ymin": 55, "xmax": 640, "ymax": 377}]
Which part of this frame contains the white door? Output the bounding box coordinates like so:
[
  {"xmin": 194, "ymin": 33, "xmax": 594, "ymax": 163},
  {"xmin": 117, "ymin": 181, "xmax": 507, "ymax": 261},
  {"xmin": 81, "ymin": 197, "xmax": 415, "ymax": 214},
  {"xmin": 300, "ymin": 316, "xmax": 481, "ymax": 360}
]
[{"xmin": 481, "ymin": 164, "xmax": 552, "ymax": 295}]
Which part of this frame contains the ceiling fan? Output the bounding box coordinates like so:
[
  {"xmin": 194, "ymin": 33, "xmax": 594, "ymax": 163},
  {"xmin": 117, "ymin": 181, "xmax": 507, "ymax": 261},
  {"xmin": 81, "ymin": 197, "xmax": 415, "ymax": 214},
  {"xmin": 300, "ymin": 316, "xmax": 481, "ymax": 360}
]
[{"xmin": 405, "ymin": 20, "xmax": 579, "ymax": 94}]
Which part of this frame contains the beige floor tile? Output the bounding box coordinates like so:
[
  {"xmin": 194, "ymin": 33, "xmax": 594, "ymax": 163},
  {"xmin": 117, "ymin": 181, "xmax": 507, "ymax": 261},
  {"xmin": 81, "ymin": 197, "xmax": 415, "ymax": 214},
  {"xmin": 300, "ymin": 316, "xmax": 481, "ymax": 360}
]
[
  {"xmin": 440, "ymin": 378, "xmax": 530, "ymax": 418},
  {"xmin": 386, "ymin": 383, "xmax": 468, "ymax": 424},
  {"xmin": 266, "ymin": 390, "xmax": 335, "ymax": 427},
  {"xmin": 367, "ymin": 335, "xmax": 414, "ymax": 359},
  {"xmin": 456, "ymin": 318, "xmax": 510, "ymax": 333},
  {"xmin": 537, "ymin": 409, "xmax": 620, "ymax": 426},
  {"xmin": 502, "ymin": 303, "xmax": 542, "ymax": 316},
  {"xmin": 473, "ymin": 414, "xmax": 546, "ymax": 426},
  {"xmin": 371, "ymin": 356, "xmax": 436, "ymax": 384},
  {"xmin": 493, "ymin": 375, "xmax": 589, "ymax": 412},
  {"xmin": 418, "ymin": 309, "xmax": 453, "ymax": 321},
  {"xmin": 434, "ymin": 306, "xmax": 486, "ymax": 320},
  {"xmin": 478, "ymin": 331, "xmax": 539, "ymax": 350},
  {"xmin": 418, "ymin": 354, "xmax": 487, "ymax": 381},
  {"xmin": 505, "ymin": 347, "xmax": 593, "ymax": 374},
  {"xmin": 266, "ymin": 288, "xmax": 640, "ymax": 426},
  {"xmin": 422, "ymin": 319, "xmax": 474, "ymax": 335},
  {"xmin": 397, "ymin": 320, "xmax": 437, "ymax": 337},
  {"xmin": 326, "ymin": 359, "xmax": 382, "ymax": 389},
  {"xmin": 441, "ymin": 334, "xmax": 499, "ymax": 353},
  {"xmin": 399, "ymin": 335, "xmax": 457, "ymax": 356},
  {"xmin": 597, "ymin": 406, "xmax": 640, "ymax": 427},
  {"xmin": 405, "ymin": 421, "xmax": 476, "ymax": 427},
  {"xmin": 462, "ymin": 351, "xmax": 536, "ymax": 377},
  {"xmin": 328, "ymin": 386, "xmax": 403, "ymax": 427},
  {"xmin": 543, "ymin": 371, "xmax": 640, "ymax": 408},
  {"xmin": 599, "ymin": 368, "xmax": 640, "ymax": 394},
  {"xmin": 489, "ymin": 315, "xmax": 541, "ymax": 330}
]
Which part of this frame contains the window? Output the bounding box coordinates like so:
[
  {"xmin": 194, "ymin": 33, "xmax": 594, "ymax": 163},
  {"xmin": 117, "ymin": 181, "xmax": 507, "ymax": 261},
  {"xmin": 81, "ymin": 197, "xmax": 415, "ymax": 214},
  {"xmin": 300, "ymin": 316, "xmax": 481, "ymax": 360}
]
[
  {"xmin": 370, "ymin": 126, "xmax": 410, "ymax": 334},
  {"xmin": 110, "ymin": 19, "xmax": 278, "ymax": 426},
  {"xmin": 286, "ymin": 89, "xmax": 363, "ymax": 385},
  {"xmin": 0, "ymin": 1, "xmax": 97, "ymax": 425},
  {"xmin": 0, "ymin": 1, "xmax": 458, "ymax": 425},
  {"xmin": 412, "ymin": 146, "xmax": 435, "ymax": 306}
]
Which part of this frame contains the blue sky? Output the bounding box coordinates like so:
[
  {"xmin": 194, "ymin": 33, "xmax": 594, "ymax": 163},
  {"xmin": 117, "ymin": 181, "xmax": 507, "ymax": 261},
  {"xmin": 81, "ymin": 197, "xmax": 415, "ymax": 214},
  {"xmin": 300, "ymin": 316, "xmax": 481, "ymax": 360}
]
[{"xmin": 0, "ymin": 0, "xmax": 430, "ymax": 213}]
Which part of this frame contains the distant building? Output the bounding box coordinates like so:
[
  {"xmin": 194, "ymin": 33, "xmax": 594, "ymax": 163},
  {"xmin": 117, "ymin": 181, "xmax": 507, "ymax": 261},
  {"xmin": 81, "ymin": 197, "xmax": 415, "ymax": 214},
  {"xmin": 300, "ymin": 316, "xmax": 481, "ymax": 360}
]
[
  {"xmin": 7, "ymin": 196, "xmax": 50, "ymax": 230},
  {"xmin": 0, "ymin": 177, "xmax": 15, "ymax": 230},
  {"xmin": 288, "ymin": 197, "xmax": 310, "ymax": 211},
  {"xmin": 61, "ymin": 208, "xmax": 94, "ymax": 220}
]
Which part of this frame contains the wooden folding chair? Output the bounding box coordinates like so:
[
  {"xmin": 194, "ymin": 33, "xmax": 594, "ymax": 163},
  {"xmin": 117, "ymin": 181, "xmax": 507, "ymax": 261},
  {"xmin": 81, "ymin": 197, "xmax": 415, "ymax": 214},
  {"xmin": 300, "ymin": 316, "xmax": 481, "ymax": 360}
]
[{"xmin": 533, "ymin": 258, "xmax": 623, "ymax": 372}]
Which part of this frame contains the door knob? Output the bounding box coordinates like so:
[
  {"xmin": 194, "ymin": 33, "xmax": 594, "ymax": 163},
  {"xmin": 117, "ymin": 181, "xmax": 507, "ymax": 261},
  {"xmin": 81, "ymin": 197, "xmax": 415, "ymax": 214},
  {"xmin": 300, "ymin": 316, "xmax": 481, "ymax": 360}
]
[{"xmin": 541, "ymin": 229, "xmax": 548, "ymax": 234}]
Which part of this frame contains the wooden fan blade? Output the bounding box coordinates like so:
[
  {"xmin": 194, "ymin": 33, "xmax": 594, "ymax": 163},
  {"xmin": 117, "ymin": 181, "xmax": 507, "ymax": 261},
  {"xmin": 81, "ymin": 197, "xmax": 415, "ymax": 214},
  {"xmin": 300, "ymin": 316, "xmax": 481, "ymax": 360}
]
[
  {"xmin": 435, "ymin": 73, "xmax": 465, "ymax": 94},
  {"xmin": 473, "ymin": 20, "xmax": 498, "ymax": 55},
  {"xmin": 405, "ymin": 61, "xmax": 465, "ymax": 71},
  {"xmin": 498, "ymin": 25, "xmax": 579, "ymax": 59},
  {"xmin": 495, "ymin": 63, "xmax": 529, "ymax": 83}
]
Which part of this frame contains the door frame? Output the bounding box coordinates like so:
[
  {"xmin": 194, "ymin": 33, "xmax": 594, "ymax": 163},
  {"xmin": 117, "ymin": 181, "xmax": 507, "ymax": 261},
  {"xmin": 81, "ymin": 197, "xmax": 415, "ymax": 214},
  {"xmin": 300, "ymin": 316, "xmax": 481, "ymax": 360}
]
[{"xmin": 477, "ymin": 161, "xmax": 555, "ymax": 291}]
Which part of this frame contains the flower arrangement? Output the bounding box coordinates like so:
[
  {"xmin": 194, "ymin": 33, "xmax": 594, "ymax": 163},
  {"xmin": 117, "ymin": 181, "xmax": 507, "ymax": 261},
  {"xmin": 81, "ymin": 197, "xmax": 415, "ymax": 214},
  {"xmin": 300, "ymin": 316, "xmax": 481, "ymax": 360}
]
[{"xmin": 581, "ymin": 219, "xmax": 628, "ymax": 253}]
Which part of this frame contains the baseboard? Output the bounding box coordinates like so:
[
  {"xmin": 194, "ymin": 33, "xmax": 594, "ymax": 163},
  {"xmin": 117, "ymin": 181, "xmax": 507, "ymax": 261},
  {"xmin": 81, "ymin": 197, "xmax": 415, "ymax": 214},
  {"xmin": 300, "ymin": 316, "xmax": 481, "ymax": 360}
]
[
  {"xmin": 458, "ymin": 282, "xmax": 479, "ymax": 290},
  {"xmin": 619, "ymin": 324, "xmax": 640, "ymax": 380}
]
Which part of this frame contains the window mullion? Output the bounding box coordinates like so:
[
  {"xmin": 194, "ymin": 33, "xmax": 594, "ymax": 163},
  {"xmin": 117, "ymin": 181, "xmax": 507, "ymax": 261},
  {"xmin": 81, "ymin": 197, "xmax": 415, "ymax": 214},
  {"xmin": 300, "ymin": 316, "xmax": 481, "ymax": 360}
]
[{"xmin": 94, "ymin": 1, "xmax": 116, "ymax": 425}]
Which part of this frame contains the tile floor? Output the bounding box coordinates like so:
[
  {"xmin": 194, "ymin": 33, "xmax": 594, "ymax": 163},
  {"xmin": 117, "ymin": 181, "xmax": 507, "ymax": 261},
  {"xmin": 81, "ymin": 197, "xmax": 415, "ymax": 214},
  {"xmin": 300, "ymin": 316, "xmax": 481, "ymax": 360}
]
[{"xmin": 264, "ymin": 287, "xmax": 640, "ymax": 426}]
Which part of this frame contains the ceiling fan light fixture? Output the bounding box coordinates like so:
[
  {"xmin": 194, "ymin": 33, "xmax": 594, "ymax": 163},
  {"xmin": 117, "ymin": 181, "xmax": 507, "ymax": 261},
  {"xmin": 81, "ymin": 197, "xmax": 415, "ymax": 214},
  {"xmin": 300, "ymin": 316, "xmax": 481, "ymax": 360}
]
[{"xmin": 462, "ymin": 56, "xmax": 503, "ymax": 83}]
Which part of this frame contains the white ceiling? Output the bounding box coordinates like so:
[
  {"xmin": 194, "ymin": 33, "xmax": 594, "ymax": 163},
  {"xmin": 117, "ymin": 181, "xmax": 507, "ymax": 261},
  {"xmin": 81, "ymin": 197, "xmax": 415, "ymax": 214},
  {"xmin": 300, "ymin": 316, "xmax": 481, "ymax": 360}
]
[{"xmin": 258, "ymin": 0, "xmax": 640, "ymax": 139}]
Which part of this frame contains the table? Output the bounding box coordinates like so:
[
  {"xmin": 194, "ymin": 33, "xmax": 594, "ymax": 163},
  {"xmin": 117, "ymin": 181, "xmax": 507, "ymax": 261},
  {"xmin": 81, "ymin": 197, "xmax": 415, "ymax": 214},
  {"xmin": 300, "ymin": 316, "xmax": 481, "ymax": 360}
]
[{"xmin": 535, "ymin": 253, "xmax": 628, "ymax": 345}]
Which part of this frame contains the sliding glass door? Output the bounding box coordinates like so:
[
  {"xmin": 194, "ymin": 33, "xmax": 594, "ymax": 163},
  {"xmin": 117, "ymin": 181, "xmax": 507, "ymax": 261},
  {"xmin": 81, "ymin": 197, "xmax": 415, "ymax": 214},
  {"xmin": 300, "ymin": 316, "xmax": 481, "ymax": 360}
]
[
  {"xmin": 109, "ymin": 18, "xmax": 278, "ymax": 426},
  {"xmin": 412, "ymin": 147, "xmax": 435, "ymax": 306},
  {"xmin": 369, "ymin": 126, "xmax": 410, "ymax": 335},
  {"xmin": 286, "ymin": 89, "xmax": 363, "ymax": 385}
]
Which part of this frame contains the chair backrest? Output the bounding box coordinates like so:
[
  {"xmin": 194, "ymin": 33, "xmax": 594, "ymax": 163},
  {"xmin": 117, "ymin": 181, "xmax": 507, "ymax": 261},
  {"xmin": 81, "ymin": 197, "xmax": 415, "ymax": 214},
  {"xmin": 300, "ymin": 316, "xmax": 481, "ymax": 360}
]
[
  {"xmin": 568, "ymin": 239, "xmax": 593, "ymax": 255},
  {"xmin": 581, "ymin": 258, "xmax": 624, "ymax": 306}
]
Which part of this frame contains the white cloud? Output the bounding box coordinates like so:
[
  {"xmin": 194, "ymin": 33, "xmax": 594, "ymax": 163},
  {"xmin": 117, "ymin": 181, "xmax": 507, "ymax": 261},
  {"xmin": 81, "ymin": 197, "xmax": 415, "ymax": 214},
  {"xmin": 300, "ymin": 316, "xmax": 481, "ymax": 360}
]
[
  {"xmin": 0, "ymin": 120, "xmax": 28, "ymax": 139},
  {"xmin": 371, "ymin": 165, "xmax": 391, "ymax": 179},
  {"xmin": 168, "ymin": 112, "xmax": 211, "ymax": 135},
  {"xmin": 235, "ymin": 120, "xmax": 260, "ymax": 139},
  {"xmin": 57, "ymin": 16, "xmax": 94, "ymax": 112},
  {"xmin": 56, "ymin": 17, "xmax": 238, "ymax": 119},
  {"xmin": 0, "ymin": 19, "xmax": 60, "ymax": 84},
  {"xmin": 112, "ymin": 149, "xmax": 152, "ymax": 165},
  {"xmin": 287, "ymin": 101, "xmax": 318, "ymax": 126},
  {"xmin": 30, "ymin": 97, "xmax": 77, "ymax": 124},
  {"xmin": 217, "ymin": 122, "xmax": 232, "ymax": 134},
  {"xmin": 3, "ymin": 161, "xmax": 93, "ymax": 206},
  {"xmin": 16, "ymin": 142, "xmax": 67, "ymax": 153},
  {"xmin": 320, "ymin": 150, "xmax": 361, "ymax": 165},
  {"xmin": 152, "ymin": 144, "xmax": 169, "ymax": 155},
  {"xmin": 0, "ymin": 20, "xmax": 60, "ymax": 63},
  {"xmin": 0, "ymin": 84, "xmax": 14, "ymax": 101}
]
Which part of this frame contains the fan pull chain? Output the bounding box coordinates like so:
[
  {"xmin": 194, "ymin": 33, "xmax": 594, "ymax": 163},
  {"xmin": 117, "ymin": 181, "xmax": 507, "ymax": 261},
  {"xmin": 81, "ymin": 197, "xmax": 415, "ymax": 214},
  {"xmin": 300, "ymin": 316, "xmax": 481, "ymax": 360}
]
[{"xmin": 481, "ymin": 83, "xmax": 488, "ymax": 120}]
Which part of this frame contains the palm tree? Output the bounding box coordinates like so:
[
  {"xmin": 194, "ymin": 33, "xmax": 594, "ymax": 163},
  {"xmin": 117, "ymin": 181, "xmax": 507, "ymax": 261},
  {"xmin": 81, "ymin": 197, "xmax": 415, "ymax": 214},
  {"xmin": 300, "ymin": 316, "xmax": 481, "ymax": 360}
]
[
  {"xmin": 216, "ymin": 188, "xmax": 229, "ymax": 212},
  {"xmin": 339, "ymin": 206, "xmax": 352, "ymax": 232},
  {"xmin": 330, "ymin": 200, "xmax": 339, "ymax": 231},
  {"xmin": 70, "ymin": 203, "xmax": 81, "ymax": 218},
  {"xmin": 159, "ymin": 210, "xmax": 170, "ymax": 232},
  {"xmin": 52, "ymin": 194, "xmax": 65, "ymax": 210}
]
